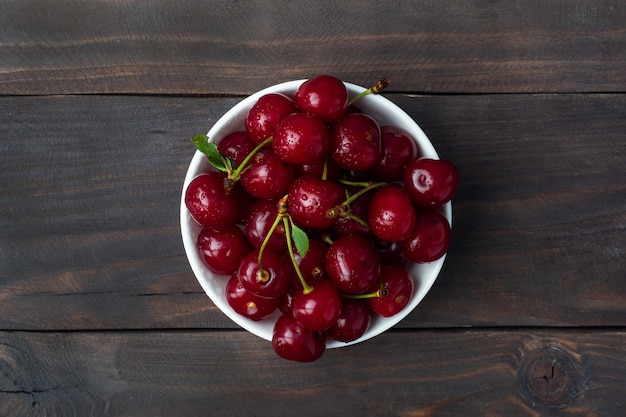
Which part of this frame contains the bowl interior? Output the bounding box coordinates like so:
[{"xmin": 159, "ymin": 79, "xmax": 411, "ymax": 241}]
[{"xmin": 180, "ymin": 80, "xmax": 451, "ymax": 348}]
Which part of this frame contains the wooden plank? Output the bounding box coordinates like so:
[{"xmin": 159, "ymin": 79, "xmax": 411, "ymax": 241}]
[
  {"xmin": 1, "ymin": 94, "xmax": 625, "ymax": 330},
  {"xmin": 0, "ymin": 329, "xmax": 624, "ymax": 416},
  {"xmin": 1, "ymin": 0, "xmax": 625, "ymax": 95}
]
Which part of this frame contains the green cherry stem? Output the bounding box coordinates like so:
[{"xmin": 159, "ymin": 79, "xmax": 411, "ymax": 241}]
[
  {"xmin": 327, "ymin": 181, "xmax": 387, "ymax": 221},
  {"xmin": 224, "ymin": 135, "xmax": 273, "ymax": 191},
  {"xmin": 256, "ymin": 209, "xmax": 284, "ymax": 280},
  {"xmin": 341, "ymin": 288, "xmax": 389, "ymax": 299},
  {"xmin": 282, "ymin": 216, "xmax": 314, "ymax": 295},
  {"xmin": 347, "ymin": 77, "xmax": 391, "ymax": 107},
  {"xmin": 343, "ymin": 181, "xmax": 387, "ymax": 206}
]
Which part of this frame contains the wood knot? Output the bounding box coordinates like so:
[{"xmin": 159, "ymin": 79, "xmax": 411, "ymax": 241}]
[{"xmin": 517, "ymin": 344, "xmax": 584, "ymax": 409}]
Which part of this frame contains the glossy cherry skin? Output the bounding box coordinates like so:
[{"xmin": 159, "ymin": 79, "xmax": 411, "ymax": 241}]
[
  {"xmin": 402, "ymin": 209, "xmax": 451, "ymax": 263},
  {"xmin": 328, "ymin": 298, "xmax": 372, "ymax": 343},
  {"xmin": 371, "ymin": 125, "xmax": 419, "ymax": 182},
  {"xmin": 240, "ymin": 148, "xmax": 295, "ymax": 200},
  {"xmin": 294, "ymin": 75, "xmax": 348, "ymax": 123},
  {"xmin": 196, "ymin": 225, "xmax": 251, "ymax": 275},
  {"xmin": 185, "ymin": 172, "xmax": 240, "ymax": 229},
  {"xmin": 325, "ymin": 235, "xmax": 381, "ymax": 294},
  {"xmin": 245, "ymin": 200, "xmax": 288, "ymax": 254},
  {"xmin": 245, "ymin": 93, "xmax": 297, "ymax": 144},
  {"xmin": 217, "ymin": 131, "xmax": 256, "ymax": 167},
  {"xmin": 272, "ymin": 312, "xmax": 326, "ymax": 362},
  {"xmin": 403, "ymin": 158, "xmax": 459, "ymax": 208},
  {"xmin": 292, "ymin": 279, "xmax": 342, "ymax": 331},
  {"xmin": 330, "ymin": 113, "xmax": 382, "ymax": 172},
  {"xmin": 273, "ymin": 112, "xmax": 330, "ymax": 165},
  {"xmin": 237, "ymin": 249, "xmax": 292, "ymax": 299},
  {"xmin": 367, "ymin": 264, "xmax": 413, "ymax": 317},
  {"xmin": 368, "ymin": 185, "xmax": 416, "ymax": 242},
  {"xmin": 288, "ymin": 239, "xmax": 328, "ymax": 285},
  {"xmin": 330, "ymin": 190, "xmax": 372, "ymax": 238},
  {"xmin": 287, "ymin": 175, "xmax": 345, "ymax": 229},
  {"xmin": 225, "ymin": 274, "xmax": 279, "ymax": 321}
]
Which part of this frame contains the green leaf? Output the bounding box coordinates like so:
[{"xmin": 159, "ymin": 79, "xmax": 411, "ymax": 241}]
[
  {"xmin": 192, "ymin": 134, "xmax": 228, "ymax": 172},
  {"xmin": 290, "ymin": 221, "xmax": 309, "ymax": 257}
]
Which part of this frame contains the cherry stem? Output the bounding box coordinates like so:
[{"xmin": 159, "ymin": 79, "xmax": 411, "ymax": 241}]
[
  {"xmin": 343, "ymin": 212, "xmax": 370, "ymax": 229},
  {"xmin": 343, "ymin": 181, "xmax": 387, "ymax": 206},
  {"xmin": 230, "ymin": 136, "xmax": 273, "ymax": 181},
  {"xmin": 341, "ymin": 288, "xmax": 389, "ymax": 299},
  {"xmin": 347, "ymin": 77, "xmax": 391, "ymax": 107},
  {"xmin": 282, "ymin": 216, "xmax": 314, "ymax": 295},
  {"xmin": 256, "ymin": 203, "xmax": 283, "ymax": 279},
  {"xmin": 322, "ymin": 157, "xmax": 329, "ymax": 181}
]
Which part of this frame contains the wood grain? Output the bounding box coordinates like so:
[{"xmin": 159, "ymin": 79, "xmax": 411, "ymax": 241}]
[
  {"xmin": 1, "ymin": 94, "xmax": 624, "ymax": 331},
  {"xmin": 1, "ymin": 0, "xmax": 625, "ymax": 95},
  {"xmin": 0, "ymin": 329, "xmax": 624, "ymax": 416}
]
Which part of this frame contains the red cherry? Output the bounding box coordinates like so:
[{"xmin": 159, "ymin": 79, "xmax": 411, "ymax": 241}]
[
  {"xmin": 272, "ymin": 312, "xmax": 326, "ymax": 362},
  {"xmin": 288, "ymin": 239, "xmax": 328, "ymax": 284},
  {"xmin": 226, "ymin": 274, "xmax": 279, "ymax": 321},
  {"xmin": 403, "ymin": 158, "xmax": 459, "ymax": 208},
  {"xmin": 292, "ymin": 279, "xmax": 342, "ymax": 331},
  {"xmin": 330, "ymin": 113, "xmax": 382, "ymax": 172},
  {"xmin": 245, "ymin": 93, "xmax": 297, "ymax": 144},
  {"xmin": 401, "ymin": 209, "xmax": 451, "ymax": 263},
  {"xmin": 368, "ymin": 185, "xmax": 416, "ymax": 242},
  {"xmin": 325, "ymin": 235, "xmax": 381, "ymax": 294},
  {"xmin": 217, "ymin": 131, "xmax": 256, "ymax": 166},
  {"xmin": 184, "ymin": 172, "xmax": 239, "ymax": 229},
  {"xmin": 328, "ymin": 298, "xmax": 372, "ymax": 343},
  {"xmin": 371, "ymin": 126, "xmax": 419, "ymax": 182},
  {"xmin": 294, "ymin": 75, "xmax": 348, "ymax": 123},
  {"xmin": 245, "ymin": 200, "xmax": 288, "ymax": 254},
  {"xmin": 196, "ymin": 225, "xmax": 251, "ymax": 275},
  {"xmin": 240, "ymin": 148, "xmax": 295, "ymax": 200},
  {"xmin": 237, "ymin": 249, "xmax": 292, "ymax": 299},
  {"xmin": 273, "ymin": 112, "xmax": 330, "ymax": 165},
  {"xmin": 367, "ymin": 264, "xmax": 413, "ymax": 317},
  {"xmin": 287, "ymin": 175, "xmax": 345, "ymax": 229}
]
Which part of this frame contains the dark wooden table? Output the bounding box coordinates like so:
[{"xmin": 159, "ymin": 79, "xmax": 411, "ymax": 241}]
[{"xmin": 1, "ymin": 1, "xmax": 625, "ymax": 415}]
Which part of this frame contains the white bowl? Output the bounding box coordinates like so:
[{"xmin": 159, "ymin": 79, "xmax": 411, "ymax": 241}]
[{"xmin": 180, "ymin": 80, "xmax": 451, "ymax": 348}]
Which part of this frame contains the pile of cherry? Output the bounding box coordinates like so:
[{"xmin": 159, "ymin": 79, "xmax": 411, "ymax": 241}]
[{"xmin": 185, "ymin": 75, "xmax": 459, "ymax": 362}]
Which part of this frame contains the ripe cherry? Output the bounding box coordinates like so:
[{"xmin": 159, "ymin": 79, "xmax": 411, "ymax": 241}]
[
  {"xmin": 403, "ymin": 158, "xmax": 459, "ymax": 208},
  {"xmin": 325, "ymin": 235, "xmax": 381, "ymax": 294},
  {"xmin": 328, "ymin": 298, "xmax": 372, "ymax": 343},
  {"xmin": 287, "ymin": 175, "xmax": 345, "ymax": 229},
  {"xmin": 292, "ymin": 279, "xmax": 342, "ymax": 331},
  {"xmin": 245, "ymin": 93, "xmax": 297, "ymax": 144},
  {"xmin": 184, "ymin": 172, "xmax": 240, "ymax": 229},
  {"xmin": 367, "ymin": 264, "xmax": 413, "ymax": 317},
  {"xmin": 237, "ymin": 249, "xmax": 292, "ymax": 299},
  {"xmin": 272, "ymin": 312, "xmax": 326, "ymax": 362},
  {"xmin": 330, "ymin": 113, "xmax": 382, "ymax": 172},
  {"xmin": 225, "ymin": 274, "xmax": 279, "ymax": 321},
  {"xmin": 217, "ymin": 131, "xmax": 256, "ymax": 167},
  {"xmin": 402, "ymin": 209, "xmax": 451, "ymax": 263},
  {"xmin": 371, "ymin": 126, "xmax": 418, "ymax": 182},
  {"xmin": 196, "ymin": 225, "xmax": 251, "ymax": 275},
  {"xmin": 288, "ymin": 239, "xmax": 328, "ymax": 284},
  {"xmin": 245, "ymin": 200, "xmax": 288, "ymax": 254},
  {"xmin": 273, "ymin": 112, "xmax": 330, "ymax": 165},
  {"xmin": 368, "ymin": 185, "xmax": 416, "ymax": 242},
  {"xmin": 240, "ymin": 148, "xmax": 295, "ymax": 200},
  {"xmin": 294, "ymin": 75, "xmax": 348, "ymax": 123}
]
